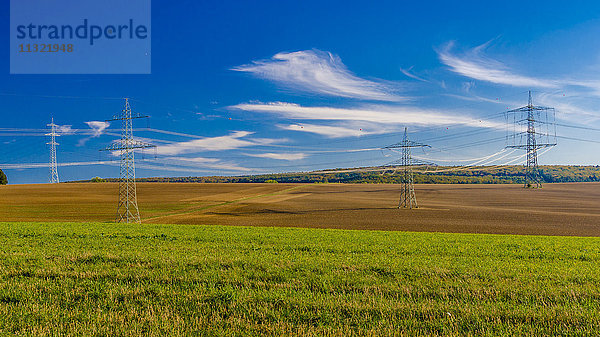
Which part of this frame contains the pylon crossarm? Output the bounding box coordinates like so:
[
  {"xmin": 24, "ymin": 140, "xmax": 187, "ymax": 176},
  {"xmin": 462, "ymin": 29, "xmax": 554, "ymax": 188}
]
[
  {"xmin": 383, "ymin": 142, "xmax": 430, "ymax": 149},
  {"xmin": 506, "ymin": 143, "xmax": 557, "ymax": 149},
  {"xmin": 106, "ymin": 115, "xmax": 149, "ymax": 122},
  {"xmin": 100, "ymin": 140, "xmax": 155, "ymax": 151}
]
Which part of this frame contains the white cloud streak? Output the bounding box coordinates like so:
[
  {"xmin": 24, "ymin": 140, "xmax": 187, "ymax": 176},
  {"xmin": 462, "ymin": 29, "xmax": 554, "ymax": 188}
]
[
  {"xmin": 159, "ymin": 156, "xmax": 252, "ymax": 171},
  {"xmin": 437, "ymin": 41, "xmax": 600, "ymax": 120},
  {"xmin": 231, "ymin": 102, "xmax": 504, "ymax": 129},
  {"xmin": 399, "ymin": 67, "xmax": 430, "ymax": 83},
  {"xmin": 0, "ymin": 157, "xmax": 253, "ymax": 173},
  {"xmin": 443, "ymin": 93, "xmax": 510, "ymax": 105},
  {"xmin": 245, "ymin": 152, "xmax": 307, "ymax": 161},
  {"xmin": 535, "ymin": 92, "xmax": 600, "ymax": 121},
  {"xmin": 280, "ymin": 123, "xmax": 374, "ymax": 138},
  {"xmin": 438, "ymin": 42, "xmax": 558, "ymax": 88},
  {"xmin": 0, "ymin": 161, "xmax": 114, "ymax": 169},
  {"xmin": 232, "ymin": 49, "xmax": 404, "ymax": 101},
  {"xmin": 135, "ymin": 163, "xmax": 250, "ymax": 174},
  {"xmin": 154, "ymin": 131, "xmax": 280, "ymax": 156}
]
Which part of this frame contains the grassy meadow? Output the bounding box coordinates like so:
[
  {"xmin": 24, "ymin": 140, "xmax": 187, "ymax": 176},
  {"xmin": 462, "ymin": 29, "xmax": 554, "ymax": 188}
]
[{"xmin": 0, "ymin": 222, "xmax": 598, "ymax": 336}]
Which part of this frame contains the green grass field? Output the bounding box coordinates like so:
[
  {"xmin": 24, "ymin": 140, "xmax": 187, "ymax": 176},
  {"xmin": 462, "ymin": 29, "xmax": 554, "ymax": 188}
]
[{"xmin": 0, "ymin": 222, "xmax": 599, "ymax": 336}]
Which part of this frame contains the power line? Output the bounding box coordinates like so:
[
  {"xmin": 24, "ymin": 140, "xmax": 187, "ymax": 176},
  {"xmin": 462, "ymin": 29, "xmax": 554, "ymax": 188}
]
[
  {"xmin": 555, "ymin": 134, "xmax": 600, "ymax": 144},
  {"xmin": 555, "ymin": 123, "xmax": 600, "ymax": 133}
]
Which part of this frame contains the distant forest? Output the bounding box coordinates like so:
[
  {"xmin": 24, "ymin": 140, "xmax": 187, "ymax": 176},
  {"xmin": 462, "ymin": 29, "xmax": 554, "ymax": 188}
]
[{"xmin": 85, "ymin": 165, "xmax": 600, "ymax": 184}]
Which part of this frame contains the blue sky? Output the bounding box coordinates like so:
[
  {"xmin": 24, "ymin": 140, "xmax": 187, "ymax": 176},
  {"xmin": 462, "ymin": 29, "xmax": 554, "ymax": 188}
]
[{"xmin": 2, "ymin": 0, "xmax": 600, "ymax": 184}]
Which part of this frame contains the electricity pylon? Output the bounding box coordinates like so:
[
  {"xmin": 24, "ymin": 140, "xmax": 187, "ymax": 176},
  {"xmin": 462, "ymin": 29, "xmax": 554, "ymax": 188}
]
[
  {"xmin": 101, "ymin": 98, "xmax": 155, "ymax": 224},
  {"xmin": 384, "ymin": 128, "xmax": 430, "ymax": 209},
  {"xmin": 46, "ymin": 117, "xmax": 60, "ymax": 184},
  {"xmin": 506, "ymin": 91, "xmax": 556, "ymax": 188}
]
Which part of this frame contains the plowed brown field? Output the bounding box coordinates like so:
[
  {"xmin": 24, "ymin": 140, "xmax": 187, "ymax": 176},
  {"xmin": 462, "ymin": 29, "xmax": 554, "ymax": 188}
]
[{"xmin": 1, "ymin": 182, "xmax": 599, "ymax": 236}]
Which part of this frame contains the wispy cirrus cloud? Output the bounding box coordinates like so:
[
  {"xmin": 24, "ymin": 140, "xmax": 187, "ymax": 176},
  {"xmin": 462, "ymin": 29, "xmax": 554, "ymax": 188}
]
[
  {"xmin": 443, "ymin": 93, "xmax": 510, "ymax": 105},
  {"xmin": 159, "ymin": 156, "xmax": 252, "ymax": 171},
  {"xmin": 245, "ymin": 152, "xmax": 307, "ymax": 161},
  {"xmin": 535, "ymin": 92, "xmax": 600, "ymax": 121},
  {"xmin": 280, "ymin": 123, "xmax": 378, "ymax": 138},
  {"xmin": 399, "ymin": 66, "xmax": 430, "ymax": 83},
  {"xmin": 438, "ymin": 41, "xmax": 558, "ymax": 88},
  {"xmin": 0, "ymin": 161, "xmax": 113, "ymax": 169},
  {"xmin": 437, "ymin": 41, "xmax": 600, "ymax": 120},
  {"xmin": 232, "ymin": 49, "xmax": 404, "ymax": 101},
  {"xmin": 231, "ymin": 102, "xmax": 504, "ymax": 129},
  {"xmin": 154, "ymin": 131, "xmax": 281, "ymax": 155},
  {"xmin": 135, "ymin": 162, "xmax": 251, "ymax": 174},
  {"xmin": 0, "ymin": 157, "xmax": 253, "ymax": 172}
]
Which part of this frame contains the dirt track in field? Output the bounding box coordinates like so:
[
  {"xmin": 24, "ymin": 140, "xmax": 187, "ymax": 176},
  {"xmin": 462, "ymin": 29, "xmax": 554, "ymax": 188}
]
[{"xmin": 0, "ymin": 182, "xmax": 599, "ymax": 236}]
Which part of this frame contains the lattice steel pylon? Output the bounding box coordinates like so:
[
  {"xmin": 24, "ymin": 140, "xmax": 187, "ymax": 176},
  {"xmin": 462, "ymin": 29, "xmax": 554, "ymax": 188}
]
[
  {"xmin": 101, "ymin": 98, "xmax": 155, "ymax": 224},
  {"xmin": 46, "ymin": 117, "xmax": 60, "ymax": 184},
  {"xmin": 383, "ymin": 128, "xmax": 430, "ymax": 209},
  {"xmin": 506, "ymin": 91, "xmax": 557, "ymax": 188}
]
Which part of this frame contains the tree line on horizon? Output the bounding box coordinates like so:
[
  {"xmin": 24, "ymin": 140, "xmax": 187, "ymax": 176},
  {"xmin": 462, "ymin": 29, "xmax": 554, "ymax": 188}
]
[{"xmin": 81, "ymin": 165, "xmax": 600, "ymax": 184}]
